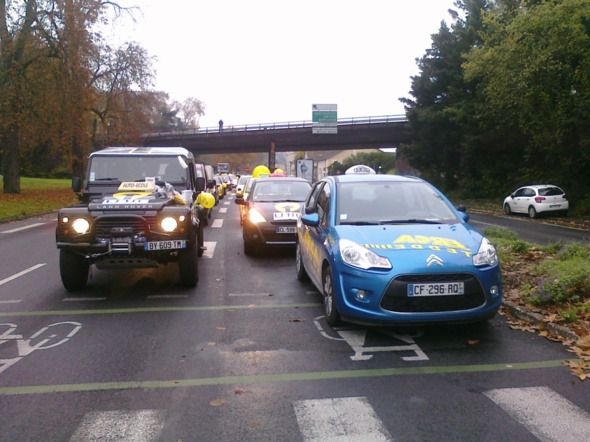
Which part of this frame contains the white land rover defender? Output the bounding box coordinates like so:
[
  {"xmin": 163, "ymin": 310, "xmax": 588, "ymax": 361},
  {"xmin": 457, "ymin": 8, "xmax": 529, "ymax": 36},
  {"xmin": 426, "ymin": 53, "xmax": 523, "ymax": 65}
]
[{"xmin": 56, "ymin": 147, "xmax": 207, "ymax": 291}]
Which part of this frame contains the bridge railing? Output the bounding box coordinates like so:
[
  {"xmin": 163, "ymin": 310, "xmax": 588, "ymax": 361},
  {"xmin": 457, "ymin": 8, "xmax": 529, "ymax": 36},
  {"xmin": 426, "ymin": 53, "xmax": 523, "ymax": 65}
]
[{"xmin": 146, "ymin": 114, "xmax": 407, "ymax": 138}]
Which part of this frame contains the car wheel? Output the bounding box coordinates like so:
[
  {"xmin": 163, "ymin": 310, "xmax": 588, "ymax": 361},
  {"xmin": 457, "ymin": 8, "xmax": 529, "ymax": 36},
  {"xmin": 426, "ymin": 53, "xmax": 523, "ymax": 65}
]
[
  {"xmin": 59, "ymin": 250, "xmax": 89, "ymax": 291},
  {"xmin": 503, "ymin": 203, "xmax": 512, "ymax": 216},
  {"xmin": 528, "ymin": 206, "xmax": 538, "ymax": 218},
  {"xmin": 322, "ymin": 266, "xmax": 341, "ymax": 326},
  {"xmin": 295, "ymin": 243, "xmax": 309, "ymax": 281},
  {"xmin": 178, "ymin": 247, "xmax": 198, "ymax": 287}
]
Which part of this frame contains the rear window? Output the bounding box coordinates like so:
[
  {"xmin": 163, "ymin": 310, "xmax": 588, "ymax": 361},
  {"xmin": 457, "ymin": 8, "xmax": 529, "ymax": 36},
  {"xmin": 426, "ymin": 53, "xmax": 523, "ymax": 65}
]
[{"xmin": 539, "ymin": 187, "xmax": 564, "ymax": 196}]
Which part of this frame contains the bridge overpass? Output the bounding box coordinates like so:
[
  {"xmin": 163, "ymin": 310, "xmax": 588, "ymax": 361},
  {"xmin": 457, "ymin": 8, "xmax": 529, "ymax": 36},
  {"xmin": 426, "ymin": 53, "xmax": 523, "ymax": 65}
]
[{"xmin": 143, "ymin": 115, "xmax": 410, "ymax": 155}]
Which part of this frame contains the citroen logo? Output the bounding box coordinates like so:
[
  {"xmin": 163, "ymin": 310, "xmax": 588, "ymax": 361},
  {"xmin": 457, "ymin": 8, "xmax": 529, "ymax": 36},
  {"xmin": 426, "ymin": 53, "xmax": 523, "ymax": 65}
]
[{"xmin": 427, "ymin": 254, "xmax": 444, "ymax": 267}]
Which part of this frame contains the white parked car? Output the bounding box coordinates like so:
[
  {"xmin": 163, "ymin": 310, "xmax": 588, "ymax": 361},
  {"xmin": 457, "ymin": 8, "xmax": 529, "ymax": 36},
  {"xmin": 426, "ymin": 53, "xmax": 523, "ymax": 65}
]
[{"xmin": 503, "ymin": 184, "xmax": 569, "ymax": 218}]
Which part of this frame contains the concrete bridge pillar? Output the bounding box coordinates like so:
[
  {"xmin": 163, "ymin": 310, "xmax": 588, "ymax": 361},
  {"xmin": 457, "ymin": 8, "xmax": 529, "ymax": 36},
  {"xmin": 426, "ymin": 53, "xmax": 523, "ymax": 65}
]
[{"xmin": 268, "ymin": 141, "xmax": 276, "ymax": 171}]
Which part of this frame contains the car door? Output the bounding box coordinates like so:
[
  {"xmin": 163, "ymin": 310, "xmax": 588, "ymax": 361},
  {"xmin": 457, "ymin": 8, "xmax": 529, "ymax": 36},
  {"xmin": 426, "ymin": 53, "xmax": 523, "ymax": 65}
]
[
  {"xmin": 305, "ymin": 182, "xmax": 332, "ymax": 287},
  {"xmin": 299, "ymin": 182, "xmax": 325, "ymax": 287},
  {"xmin": 511, "ymin": 187, "xmax": 529, "ymax": 213}
]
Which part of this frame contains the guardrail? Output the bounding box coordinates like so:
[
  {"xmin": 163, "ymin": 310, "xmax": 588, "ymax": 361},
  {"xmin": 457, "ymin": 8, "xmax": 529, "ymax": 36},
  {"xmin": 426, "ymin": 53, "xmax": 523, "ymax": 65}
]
[{"xmin": 146, "ymin": 114, "xmax": 408, "ymax": 138}]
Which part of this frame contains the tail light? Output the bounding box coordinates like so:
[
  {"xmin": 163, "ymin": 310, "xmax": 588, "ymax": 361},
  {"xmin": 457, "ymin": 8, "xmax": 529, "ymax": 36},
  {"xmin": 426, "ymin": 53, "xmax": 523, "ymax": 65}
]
[
  {"xmin": 563, "ymin": 194, "xmax": 568, "ymax": 200},
  {"xmin": 535, "ymin": 196, "xmax": 546, "ymax": 203}
]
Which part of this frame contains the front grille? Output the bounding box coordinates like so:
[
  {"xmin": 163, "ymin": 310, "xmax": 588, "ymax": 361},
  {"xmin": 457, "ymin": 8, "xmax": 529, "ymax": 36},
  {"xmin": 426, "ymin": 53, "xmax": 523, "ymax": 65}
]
[
  {"xmin": 94, "ymin": 215, "xmax": 157, "ymax": 237},
  {"xmin": 380, "ymin": 273, "xmax": 486, "ymax": 313}
]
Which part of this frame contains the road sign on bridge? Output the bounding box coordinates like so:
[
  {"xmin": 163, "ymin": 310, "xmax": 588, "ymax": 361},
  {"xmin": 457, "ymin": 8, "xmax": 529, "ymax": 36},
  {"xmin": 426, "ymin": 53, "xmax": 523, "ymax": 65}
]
[{"xmin": 312, "ymin": 104, "xmax": 338, "ymax": 134}]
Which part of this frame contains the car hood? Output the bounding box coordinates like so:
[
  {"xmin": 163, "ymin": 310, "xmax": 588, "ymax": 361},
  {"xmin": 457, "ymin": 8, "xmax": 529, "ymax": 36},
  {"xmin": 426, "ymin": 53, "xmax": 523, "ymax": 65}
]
[
  {"xmin": 88, "ymin": 189, "xmax": 178, "ymax": 211},
  {"xmin": 333, "ymin": 223, "xmax": 486, "ymax": 264}
]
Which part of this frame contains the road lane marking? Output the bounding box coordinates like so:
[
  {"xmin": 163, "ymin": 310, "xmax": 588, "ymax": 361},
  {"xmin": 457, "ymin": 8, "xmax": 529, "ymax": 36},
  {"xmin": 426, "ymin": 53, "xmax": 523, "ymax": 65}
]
[
  {"xmin": 0, "ymin": 264, "xmax": 46, "ymax": 287},
  {"xmin": 1, "ymin": 223, "xmax": 46, "ymax": 234},
  {"xmin": 211, "ymin": 219, "xmax": 224, "ymax": 228},
  {"xmin": 229, "ymin": 293, "xmax": 272, "ymax": 297},
  {"xmin": 294, "ymin": 397, "xmax": 391, "ymax": 441},
  {"xmin": 63, "ymin": 297, "xmax": 107, "ymax": 302},
  {"xmin": 485, "ymin": 386, "xmax": 590, "ymax": 441},
  {"xmin": 0, "ymin": 303, "xmax": 323, "ymax": 317},
  {"xmin": 0, "ymin": 359, "xmax": 566, "ymax": 396},
  {"xmin": 69, "ymin": 410, "xmax": 164, "ymax": 442},
  {"xmin": 219, "ymin": 208, "xmax": 228, "ymax": 213},
  {"xmin": 0, "ymin": 300, "xmax": 21, "ymax": 304},
  {"xmin": 203, "ymin": 240, "xmax": 216, "ymax": 257}
]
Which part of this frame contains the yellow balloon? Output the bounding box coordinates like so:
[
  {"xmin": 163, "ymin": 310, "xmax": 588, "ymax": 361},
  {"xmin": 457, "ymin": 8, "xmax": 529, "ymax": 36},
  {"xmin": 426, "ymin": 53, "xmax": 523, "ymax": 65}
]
[
  {"xmin": 274, "ymin": 168, "xmax": 284, "ymax": 174},
  {"xmin": 198, "ymin": 192, "xmax": 215, "ymax": 209},
  {"xmin": 252, "ymin": 165, "xmax": 270, "ymax": 178}
]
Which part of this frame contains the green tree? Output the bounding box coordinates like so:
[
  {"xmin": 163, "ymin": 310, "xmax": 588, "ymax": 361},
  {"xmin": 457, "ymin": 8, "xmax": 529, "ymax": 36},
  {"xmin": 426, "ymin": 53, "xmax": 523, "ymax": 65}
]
[
  {"xmin": 400, "ymin": 1, "xmax": 491, "ymax": 190},
  {"xmin": 464, "ymin": 0, "xmax": 590, "ymax": 202},
  {"xmin": 0, "ymin": 0, "xmax": 135, "ymax": 192}
]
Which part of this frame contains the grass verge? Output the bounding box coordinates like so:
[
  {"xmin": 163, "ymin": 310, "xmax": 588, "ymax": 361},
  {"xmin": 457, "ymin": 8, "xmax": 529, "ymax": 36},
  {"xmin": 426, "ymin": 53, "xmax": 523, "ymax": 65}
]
[{"xmin": 0, "ymin": 177, "xmax": 79, "ymax": 223}]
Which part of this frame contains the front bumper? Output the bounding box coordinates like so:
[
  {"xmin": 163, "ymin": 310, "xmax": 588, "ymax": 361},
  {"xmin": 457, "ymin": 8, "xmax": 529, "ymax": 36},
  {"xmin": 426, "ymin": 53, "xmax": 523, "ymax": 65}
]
[
  {"xmin": 242, "ymin": 220, "xmax": 297, "ymax": 246},
  {"xmin": 331, "ymin": 264, "xmax": 503, "ymax": 326}
]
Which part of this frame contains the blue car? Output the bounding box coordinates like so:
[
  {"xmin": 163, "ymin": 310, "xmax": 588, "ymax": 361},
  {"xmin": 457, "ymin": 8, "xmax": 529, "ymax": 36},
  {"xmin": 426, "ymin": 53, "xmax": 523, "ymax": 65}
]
[{"xmin": 295, "ymin": 165, "xmax": 503, "ymax": 326}]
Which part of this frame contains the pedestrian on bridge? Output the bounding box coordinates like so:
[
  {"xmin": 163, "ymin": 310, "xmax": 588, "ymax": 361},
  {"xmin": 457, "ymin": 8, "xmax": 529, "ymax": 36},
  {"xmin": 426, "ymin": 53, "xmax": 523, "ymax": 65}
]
[{"xmin": 219, "ymin": 119, "xmax": 224, "ymax": 132}]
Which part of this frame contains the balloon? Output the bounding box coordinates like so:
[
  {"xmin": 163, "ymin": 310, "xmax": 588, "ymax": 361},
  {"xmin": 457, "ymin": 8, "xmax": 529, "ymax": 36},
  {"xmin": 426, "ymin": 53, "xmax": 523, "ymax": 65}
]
[
  {"xmin": 252, "ymin": 165, "xmax": 270, "ymax": 178},
  {"xmin": 198, "ymin": 192, "xmax": 215, "ymax": 209}
]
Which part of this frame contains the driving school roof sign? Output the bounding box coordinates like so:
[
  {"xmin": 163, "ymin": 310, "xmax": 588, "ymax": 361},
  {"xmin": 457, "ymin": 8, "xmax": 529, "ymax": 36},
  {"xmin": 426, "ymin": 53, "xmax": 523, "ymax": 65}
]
[{"xmin": 312, "ymin": 104, "xmax": 337, "ymax": 134}]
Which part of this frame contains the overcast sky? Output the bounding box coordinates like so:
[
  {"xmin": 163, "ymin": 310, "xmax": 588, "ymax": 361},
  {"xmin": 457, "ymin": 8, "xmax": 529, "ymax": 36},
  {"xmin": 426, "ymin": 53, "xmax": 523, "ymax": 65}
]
[{"xmin": 115, "ymin": 1, "xmax": 457, "ymax": 129}]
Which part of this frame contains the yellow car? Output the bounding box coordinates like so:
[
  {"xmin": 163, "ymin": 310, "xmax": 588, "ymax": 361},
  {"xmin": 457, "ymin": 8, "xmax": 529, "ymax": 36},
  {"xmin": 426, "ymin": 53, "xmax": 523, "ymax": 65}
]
[
  {"xmin": 235, "ymin": 175, "xmax": 252, "ymax": 199},
  {"xmin": 238, "ymin": 177, "xmax": 256, "ymax": 225},
  {"xmin": 214, "ymin": 175, "xmax": 226, "ymax": 199}
]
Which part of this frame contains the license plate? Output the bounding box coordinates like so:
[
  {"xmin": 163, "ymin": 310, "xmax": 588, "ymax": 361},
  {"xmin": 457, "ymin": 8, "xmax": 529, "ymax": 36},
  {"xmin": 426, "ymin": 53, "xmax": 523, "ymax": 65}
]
[
  {"xmin": 408, "ymin": 282, "xmax": 464, "ymax": 296},
  {"xmin": 549, "ymin": 204, "xmax": 561, "ymax": 208},
  {"xmin": 144, "ymin": 240, "xmax": 187, "ymax": 251},
  {"xmin": 276, "ymin": 226, "xmax": 296, "ymax": 234}
]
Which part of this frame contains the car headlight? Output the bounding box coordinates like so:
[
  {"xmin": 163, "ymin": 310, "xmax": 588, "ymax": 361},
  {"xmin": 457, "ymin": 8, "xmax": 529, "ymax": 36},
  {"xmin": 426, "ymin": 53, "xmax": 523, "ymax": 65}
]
[
  {"xmin": 339, "ymin": 238, "xmax": 392, "ymax": 270},
  {"xmin": 247, "ymin": 208, "xmax": 267, "ymax": 224},
  {"xmin": 71, "ymin": 218, "xmax": 91, "ymax": 234},
  {"xmin": 473, "ymin": 237, "xmax": 498, "ymax": 267},
  {"xmin": 161, "ymin": 217, "xmax": 178, "ymax": 232}
]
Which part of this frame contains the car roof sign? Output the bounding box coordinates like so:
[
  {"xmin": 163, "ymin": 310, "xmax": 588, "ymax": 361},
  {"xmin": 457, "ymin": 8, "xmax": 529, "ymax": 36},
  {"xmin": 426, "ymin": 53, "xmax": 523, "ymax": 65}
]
[{"xmin": 345, "ymin": 164, "xmax": 376, "ymax": 175}]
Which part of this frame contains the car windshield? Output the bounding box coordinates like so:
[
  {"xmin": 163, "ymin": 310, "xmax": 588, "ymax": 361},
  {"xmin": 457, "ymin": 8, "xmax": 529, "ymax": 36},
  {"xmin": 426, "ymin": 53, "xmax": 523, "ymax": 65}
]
[
  {"xmin": 337, "ymin": 180, "xmax": 459, "ymax": 225},
  {"xmin": 252, "ymin": 180, "xmax": 311, "ymax": 202},
  {"xmin": 88, "ymin": 155, "xmax": 188, "ymax": 184}
]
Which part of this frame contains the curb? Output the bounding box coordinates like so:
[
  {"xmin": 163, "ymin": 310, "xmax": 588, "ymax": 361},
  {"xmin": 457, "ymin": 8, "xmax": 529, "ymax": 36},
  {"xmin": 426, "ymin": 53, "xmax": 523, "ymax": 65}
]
[{"xmin": 501, "ymin": 300, "xmax": 579, "ymax": 342}]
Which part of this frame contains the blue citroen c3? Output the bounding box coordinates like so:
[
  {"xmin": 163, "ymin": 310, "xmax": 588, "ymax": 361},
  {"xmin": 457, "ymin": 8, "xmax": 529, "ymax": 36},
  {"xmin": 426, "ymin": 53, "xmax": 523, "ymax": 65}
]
[{"xmin": 295, "ymin": 165, "xmax": 503, "ymax": 326}]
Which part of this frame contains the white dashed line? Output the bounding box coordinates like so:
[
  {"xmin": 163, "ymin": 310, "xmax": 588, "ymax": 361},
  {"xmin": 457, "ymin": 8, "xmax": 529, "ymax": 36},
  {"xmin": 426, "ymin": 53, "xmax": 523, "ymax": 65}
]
[
  {"xmin": 0, "ymin": 264, "xmax": 46, "ymax": 287},
  {"xmin": 1, "ymin": 223, "xmax": 46, "ymax": 234}
]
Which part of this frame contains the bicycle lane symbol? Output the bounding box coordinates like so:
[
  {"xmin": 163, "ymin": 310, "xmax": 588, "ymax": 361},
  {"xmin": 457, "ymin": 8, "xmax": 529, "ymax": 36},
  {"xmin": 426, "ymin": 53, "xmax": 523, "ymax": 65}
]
[
  {"xmin": 0, "ymin": 321, "xmax": 82, "ymax": 374},
  {"xmin": 314, "ymin": 316, "xmax": 428, "ymax": 361}
]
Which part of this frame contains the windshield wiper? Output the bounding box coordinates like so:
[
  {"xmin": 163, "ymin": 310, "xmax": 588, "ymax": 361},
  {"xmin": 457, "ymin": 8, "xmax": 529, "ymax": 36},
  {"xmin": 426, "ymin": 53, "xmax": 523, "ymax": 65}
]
[
  {"xmin": 341, "ymin": 221, "xmax": 380, "ymax": 226},
  {"xmin": 92, "ymin": 178, "xmax": 120, "ymax": 182},
  {"xmin": 379, "ymin": 219, "xmax": 443, "ymax": 225}
]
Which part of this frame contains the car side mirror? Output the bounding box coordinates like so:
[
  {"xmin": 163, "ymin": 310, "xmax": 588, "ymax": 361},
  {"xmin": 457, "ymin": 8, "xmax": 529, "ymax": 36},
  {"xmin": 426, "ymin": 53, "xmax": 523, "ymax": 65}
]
[
  {"xmin": 72, "ymin": 177, "xmax": 82, "ymax": 193},
  {"xmin": 235, "ymin": 197, "xmax": 245, "ymax": 205},
  {"xmin": 456, "ymin": 208, "xmax": 469, "ymax": 223},
  {"xmin": 301, "ymin": 212, "xmax": 320, "ymax": 227},
  {"xmin": 195, "ymin": 176, "xmax": 206, "ymax": 192}
]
